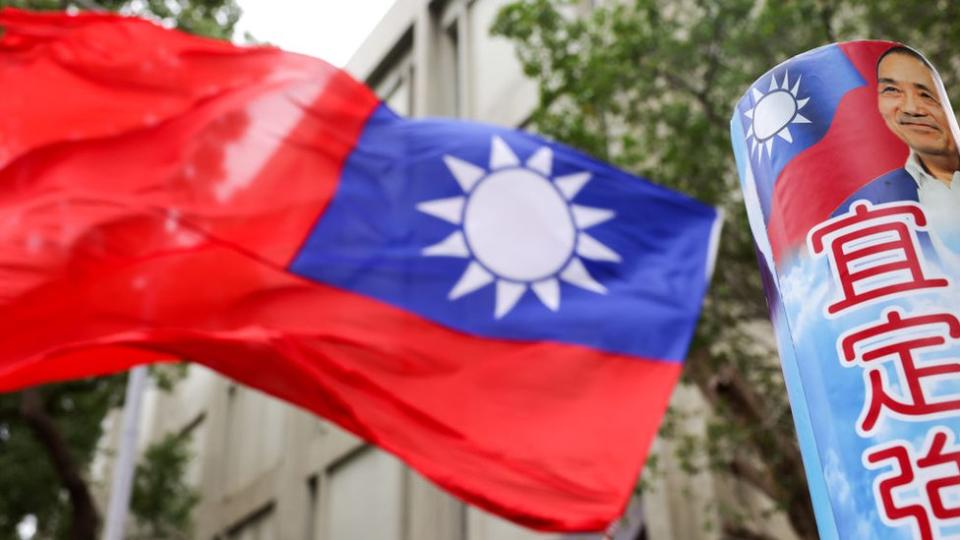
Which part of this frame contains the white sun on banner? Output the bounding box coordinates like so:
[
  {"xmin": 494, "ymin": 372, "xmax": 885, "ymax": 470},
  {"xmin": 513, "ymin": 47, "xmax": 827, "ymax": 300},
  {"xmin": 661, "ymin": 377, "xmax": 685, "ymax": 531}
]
[
  {"xmin": 418, "ymin": 136, "xmax": 621, "ymax": 319},
  {"xmin": 744, "ymin": 70, "xmax": 811, "ymax": 159}
]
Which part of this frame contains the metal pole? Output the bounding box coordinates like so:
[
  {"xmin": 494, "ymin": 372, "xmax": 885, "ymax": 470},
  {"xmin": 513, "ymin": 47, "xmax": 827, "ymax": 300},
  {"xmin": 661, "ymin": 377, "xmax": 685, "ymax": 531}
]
[{"xmin": 102, "ymin": 366, "xmax": 150, "ymax": 540}]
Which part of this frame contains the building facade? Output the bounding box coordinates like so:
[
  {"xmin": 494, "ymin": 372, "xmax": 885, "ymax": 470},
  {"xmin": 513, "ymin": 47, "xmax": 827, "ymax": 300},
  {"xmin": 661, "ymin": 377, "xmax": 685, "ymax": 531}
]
[{"xmin": 95, "ymin": 2, "xmax": 800, "ymax": 539}]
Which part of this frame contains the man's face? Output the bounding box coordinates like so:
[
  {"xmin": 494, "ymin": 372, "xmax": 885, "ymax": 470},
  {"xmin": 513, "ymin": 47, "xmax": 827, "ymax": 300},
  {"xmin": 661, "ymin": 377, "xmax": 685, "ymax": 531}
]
[{"xmin": 877, "ymin": 52, "xmax": 958, "ymax": 158}]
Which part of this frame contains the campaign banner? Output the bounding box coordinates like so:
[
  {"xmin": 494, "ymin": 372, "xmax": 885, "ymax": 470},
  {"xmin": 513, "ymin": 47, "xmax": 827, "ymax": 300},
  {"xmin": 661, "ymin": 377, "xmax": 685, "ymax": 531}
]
[{"xmin": 731, "ymin": 42, "xmax": 960, "ymax": 539}]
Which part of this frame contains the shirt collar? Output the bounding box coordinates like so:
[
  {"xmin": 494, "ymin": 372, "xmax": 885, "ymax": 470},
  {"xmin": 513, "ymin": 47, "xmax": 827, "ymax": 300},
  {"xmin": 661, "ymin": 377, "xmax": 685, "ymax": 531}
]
[{"xmin": 904, "ymin": 151, "xmax": 960, "ymax": 190}]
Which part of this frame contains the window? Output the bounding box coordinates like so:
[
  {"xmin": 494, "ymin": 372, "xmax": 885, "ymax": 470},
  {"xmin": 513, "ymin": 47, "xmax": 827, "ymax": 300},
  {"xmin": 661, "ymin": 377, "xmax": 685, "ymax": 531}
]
[
  {"xmin": 227, "ymin": 506, "xmax": 276, "ymax": 540},
  {"xmin": 304, "ymin": 475, "xmax": 319, "ymax": 540},
  {"xmin": 383, "ymin": 71, "xmax": 414, "ymax": 117},
  {"xmin": 222, "ymin": 385, "xmax": 287, "ymax": 494},
  {"xmin": 324, "ymin": 448, "xmax": 405, "ymax": 538},
  {"xmin": 438, "ymin": 0, "xmax": 470, "ymax": 117},
  {"xmin": 436, "ymin": 19, "xmax": 461, "ymax": 116},
  {"xmin": 180, "ymin": 413, "xmax": 207, "ymax": 488},
  {"xmin": 371, "ymin": 38, "xmax": 415, "ymax": 117}
]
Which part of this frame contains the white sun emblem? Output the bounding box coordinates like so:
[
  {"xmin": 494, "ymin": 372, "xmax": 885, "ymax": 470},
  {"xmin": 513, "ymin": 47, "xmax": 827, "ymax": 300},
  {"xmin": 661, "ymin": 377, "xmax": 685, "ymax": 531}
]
[
  {"xmin": 744, "ymin": 70, "xmax": 811, "ymax": 159},
  {"xmin": 417, "ymin": 136, "xmax": 621, "ymax": 319}
]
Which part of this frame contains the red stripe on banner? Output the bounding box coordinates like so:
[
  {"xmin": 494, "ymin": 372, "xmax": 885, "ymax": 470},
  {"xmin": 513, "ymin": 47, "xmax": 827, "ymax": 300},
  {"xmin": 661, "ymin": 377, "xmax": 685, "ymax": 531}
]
[
  {"xmin": 768, "ymin": 41, "xmax": 908, "ymax": 263},
  {"xmin": 0, "ymin": 239, "xmax": 680, "ymax": 532}
]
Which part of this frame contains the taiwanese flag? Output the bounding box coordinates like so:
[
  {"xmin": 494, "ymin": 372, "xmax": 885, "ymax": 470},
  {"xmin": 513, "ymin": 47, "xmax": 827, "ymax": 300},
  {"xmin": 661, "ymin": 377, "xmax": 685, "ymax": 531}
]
[
  {"xmin": 0, "ymin": 9, "xmax": 720, "ymax": 532},
  {"xmin": 732, "ymin": 41, "xmax": 909, "ymax": 265}
]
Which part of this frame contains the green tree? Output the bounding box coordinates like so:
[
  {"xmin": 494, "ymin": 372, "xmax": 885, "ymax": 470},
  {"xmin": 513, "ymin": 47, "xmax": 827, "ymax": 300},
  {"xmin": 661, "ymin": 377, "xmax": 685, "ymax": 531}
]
[
  {"xmin": 492, "ymin": 1, "xmax": 960, "ymax": 539},
  {"xmin": 0, "ymin": 367, "xmax": 194, "ymax": 540},
  {"xmin": 0, "ymin": 3, "xmax": 240, "ymax": 539},
  {"xmin": 129, "ymin": 433, "xmax": 201, "ymax": 540},
  {"xmin": 1, "ymin": 0, "xmax": 240, "ymax": 40},
  {"xmin": 0, "ymin": 379, "xmax": 126, "ymax": 540}
]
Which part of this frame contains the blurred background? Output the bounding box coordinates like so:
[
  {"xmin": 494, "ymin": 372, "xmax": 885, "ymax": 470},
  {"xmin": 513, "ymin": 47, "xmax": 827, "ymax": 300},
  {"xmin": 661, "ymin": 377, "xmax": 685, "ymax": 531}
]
[{"xmin": 1, "ymin": 1, "xmax": 958, "ymax": 539}]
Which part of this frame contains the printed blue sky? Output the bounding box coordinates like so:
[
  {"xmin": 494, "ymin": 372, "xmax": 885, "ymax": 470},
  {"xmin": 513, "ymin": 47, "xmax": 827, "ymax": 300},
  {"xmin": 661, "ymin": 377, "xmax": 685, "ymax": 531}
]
[{"xmin": 779, "ymin": 246, "xmax": 960, "ymax": 539}]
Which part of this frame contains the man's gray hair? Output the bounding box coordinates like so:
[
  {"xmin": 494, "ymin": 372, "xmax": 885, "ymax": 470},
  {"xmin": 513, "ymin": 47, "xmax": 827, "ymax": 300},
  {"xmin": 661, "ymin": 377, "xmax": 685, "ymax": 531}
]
[{"xmin": 876, "ymin": 45, "xmax": 934, "ymax": 77}]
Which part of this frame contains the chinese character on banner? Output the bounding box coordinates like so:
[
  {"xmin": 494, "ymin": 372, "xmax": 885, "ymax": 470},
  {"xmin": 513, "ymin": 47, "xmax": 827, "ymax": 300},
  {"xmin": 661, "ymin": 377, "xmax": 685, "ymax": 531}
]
[
  {"xmin": 865, "ymin": 428, "xmax": 960, "ymax": 540},
  {"xmin": 840, "ymin": 310, "xmax": 960, "ymax": 434},
  {"xmin": 809, "ymin": 201, "xmax": 948, "ymax": 315}
]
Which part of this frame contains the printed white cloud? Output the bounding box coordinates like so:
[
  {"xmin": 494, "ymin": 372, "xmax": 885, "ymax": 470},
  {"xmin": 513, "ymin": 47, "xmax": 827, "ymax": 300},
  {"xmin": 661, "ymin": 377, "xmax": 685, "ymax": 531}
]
[
  {"xmin": 779, "ymin": 257, "xmax": 833, "ymax": 339},
  {"xmin": 824, "ymin": 449, "xmax": 853, "ymax": 508}
]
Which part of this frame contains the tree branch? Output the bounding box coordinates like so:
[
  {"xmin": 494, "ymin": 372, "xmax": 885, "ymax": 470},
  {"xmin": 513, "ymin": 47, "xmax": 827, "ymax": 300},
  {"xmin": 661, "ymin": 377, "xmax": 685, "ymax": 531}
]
[
  {"xmin": 697, "ymin": 8, "xmax": 729, "ymax": 127},
  {"xmin": 684, "ymin": 348, "xmax": 818, "ymax": 540},
  {"xmin": 722, "ymin": 523, "xmax": 779, "ymax": 540},
  {"xmin": 729, "ymin": 453, "xmax": 779, "ymax": 503},
  {"xmin": 69, "ymin": 0, "xmax": 106, "ymax": 12},
  {"xmin": 653, "ymin": 5, "xmax": 729, "ymax": 128},
  {"xmin": 0, "ymin": 401, "xmax": 18, "ymax": 423},
  {"xmin": 20, "ymin": 388, "xmax": 100, "ymax": 540},
  {"xmin": 818, "ymin": 0, "xmax": 838, "ymax": 43}
]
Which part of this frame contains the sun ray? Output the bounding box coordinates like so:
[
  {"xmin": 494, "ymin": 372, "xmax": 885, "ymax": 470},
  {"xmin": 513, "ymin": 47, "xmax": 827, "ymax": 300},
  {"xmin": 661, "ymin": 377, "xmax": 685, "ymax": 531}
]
[
  {"xmin": 559, "ymin": 258, "xmax": 606, "ymax": 294},
  {"xmin": 416, "ymin": 196, "xmax": 465, "ymax": 224},
  {"xmin": 427, "ymin": 135, "xmax": 618, "ymax": 317},
  {"xmin": 495, "ymin": 280, "xmax": 526, "ymax": 318},
  {"xmin": 572, "ymin": 205, "xmax": 615, "ymax": 229},
  {"xmin": 443, "ymin": 155, "xmax": 485, "ymax": 193},
  {"xmin": 526, "ymin": 147, "xmax": 553, "ymax": 176},
  {"xmin": 577, "ymin": 233, "xmax": 621, "ymax": 262},
  {"xmin": 532, "ymin": 278, "xmax": 560, "ymax": 311},
  {"xmin": 777, "ymin": 127, "xmax": 793, "ymax": 143},
  {"xmin": 423, "ymin": 231, "xmax": 470, "ymax": 258},
  {"xmin": 449, "ymin": 261, "xmax": 495, "ymax": 299},
  {"xmin": 490, "ymin": 136, "xmax": 520, "ymax": 170},
  {"xmin": 554, "ymin": 172, "xmax": 592, "ymax": 201},
  {"xmin": 743, "ymin": 72, "xmax": 812, "ymax": 163}
]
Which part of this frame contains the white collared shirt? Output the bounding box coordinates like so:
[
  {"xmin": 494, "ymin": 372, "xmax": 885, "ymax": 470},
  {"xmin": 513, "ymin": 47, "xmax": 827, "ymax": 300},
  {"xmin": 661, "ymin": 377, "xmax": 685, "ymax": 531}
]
[{"xmin": 904, "ymin": 152, "xmax": 960, "ymax": 261}]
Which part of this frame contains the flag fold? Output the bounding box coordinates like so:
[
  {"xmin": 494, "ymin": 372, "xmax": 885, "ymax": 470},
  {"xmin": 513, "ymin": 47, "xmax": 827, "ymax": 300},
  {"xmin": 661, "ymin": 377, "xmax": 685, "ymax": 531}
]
[{"xmin": 0, "ymin": 9, "xmax": 718, "ymax": 532}]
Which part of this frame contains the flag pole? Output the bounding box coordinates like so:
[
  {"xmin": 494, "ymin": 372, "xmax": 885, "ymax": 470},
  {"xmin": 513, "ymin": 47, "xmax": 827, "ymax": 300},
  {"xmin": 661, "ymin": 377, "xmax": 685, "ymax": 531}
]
[{"xmin": 102, "ymin": 365, "xmax": 149, "ymax": 540}]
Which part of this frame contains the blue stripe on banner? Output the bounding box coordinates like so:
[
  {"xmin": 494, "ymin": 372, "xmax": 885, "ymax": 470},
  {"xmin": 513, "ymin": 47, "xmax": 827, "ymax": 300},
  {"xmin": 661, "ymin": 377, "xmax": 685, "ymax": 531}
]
[{"xmin": 289, "ymin": 105, "xmax": 718, "ymax": 361}]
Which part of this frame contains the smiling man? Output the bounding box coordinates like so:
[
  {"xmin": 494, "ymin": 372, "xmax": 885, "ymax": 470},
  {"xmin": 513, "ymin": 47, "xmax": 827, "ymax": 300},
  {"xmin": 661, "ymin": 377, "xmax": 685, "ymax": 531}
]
[
  {"xmin": 878, "ymin": 47, "xmax": 960, "ymax": 188},
  {"xmin": 877, "ymin": 46, "xmax": 960, "ymax": 256},
  {"xmin": 834, "ymin": 46, "xmax": 960, "ymax": 257}
]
